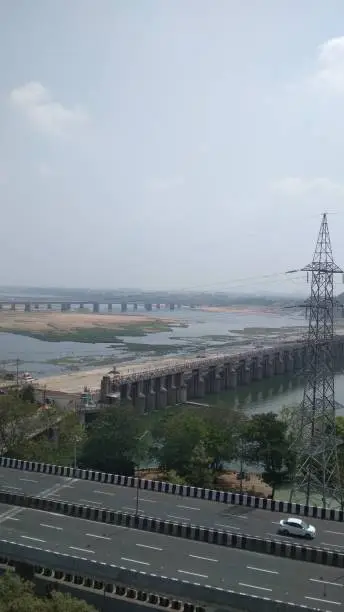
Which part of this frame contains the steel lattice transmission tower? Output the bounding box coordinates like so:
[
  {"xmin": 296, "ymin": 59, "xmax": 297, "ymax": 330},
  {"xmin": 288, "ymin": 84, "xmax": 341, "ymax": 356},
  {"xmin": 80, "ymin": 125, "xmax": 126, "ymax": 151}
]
[{"xmin": 289, "ymin": 213, "xmax": 343, "ymax": 508}]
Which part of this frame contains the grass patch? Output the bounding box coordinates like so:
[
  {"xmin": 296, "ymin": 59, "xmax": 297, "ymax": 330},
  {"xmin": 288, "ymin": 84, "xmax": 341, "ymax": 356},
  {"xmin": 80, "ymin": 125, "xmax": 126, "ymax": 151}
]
[{"xmin": 0, "ymin": 321, "xmax": 174, "ymax": 343}]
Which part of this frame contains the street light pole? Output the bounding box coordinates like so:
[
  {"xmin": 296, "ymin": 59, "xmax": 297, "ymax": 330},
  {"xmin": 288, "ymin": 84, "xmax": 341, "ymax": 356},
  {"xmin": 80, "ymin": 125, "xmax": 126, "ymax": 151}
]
[{"xmin": 135, "ymin": 430, "xmax": 149, "ymax": 517}]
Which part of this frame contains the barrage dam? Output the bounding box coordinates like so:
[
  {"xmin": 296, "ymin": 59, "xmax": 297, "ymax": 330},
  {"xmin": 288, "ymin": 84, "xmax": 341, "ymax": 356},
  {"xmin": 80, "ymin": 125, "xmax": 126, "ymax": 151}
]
[{"xmin": 95, "ymin": 335, "xmax": 344, "ymax": 414}]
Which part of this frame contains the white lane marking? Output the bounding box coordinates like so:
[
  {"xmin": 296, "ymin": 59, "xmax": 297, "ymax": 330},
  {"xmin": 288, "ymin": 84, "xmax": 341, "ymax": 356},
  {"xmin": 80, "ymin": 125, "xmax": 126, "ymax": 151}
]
[
  {"xmin": 123, "ymin": 507, "xmax": 143, "ymax": 513},
  {"xmin": 215, "ymin": 523, "xmax": 240, "ymax": 531},
  {"xmin": 70, "ymin": 546, "xmax": 95, "ymax": 554},
  {"xmin": 178, "ymin": 570, "xmax": 208, "ymax": 579},
  {"xmin": 20, "ymin": 478, "xmax": 38, "ymax": 483},
  {"xmin": 177, "ymin": 505, "xmax": 200, "ymax": 511},
  {"xmin": 321, "ymin": 542, "xmax": 344, "ymax": 549},
  {"xmin": 2, "ymin": 517, "xmax": 20, "ymax": 522},
  {"xmin": 167, "ymin": 514, "xmax": 190, "ymax": 522},
  {"xmin": 305, "ymin": 597, "xmax": 341, "ymax": 606},
  {"xmin": 271, "ymin": 522, "xmax": 280, "ymax": 525},
  {"xmin": 247, "ymin": 566, "xmax": 279, "ymax": 575},
  {"xmin": 80, "ymin": 499, "xmax": 103, "ymax": 506},
  {"xmin": 86, "ymin": 533, "xmax": 111, "ymax": 541},
  {"xmin": 93, "ymin": 490, "xmax": 114, "ymax": 496},
  {"xmin": 121, "ymin": 557, "xmax": 150, "ymax": 566},
  {"xmin": 310, "ymin": 579, "xmax": 343, "ymax": 588},
  {"xmin": 40, "ymin": 523, "xmax": 63, "ymax": 531},
  {"xmin": 189, "ymin": 554, "xmax": 218, "ymax": 563},
  {"xmin": 239, "ymin": 583, "xmax": 272, "ymax": 592},
  {"xmin": 136, "ymin": 544, "xmax": 162, "ymax": 551},
  {"xmin": 137, "ymin": 499, "xmax": 156, "ymax": 503},
  {"xmin": 325, "ymin": 530, "xmax": 344, "ymax": 536},
  {"xmin": 3, "ymin": 486, "xmax": 21, "ymax": 490},
  {"xmin": 21, "ymin": 536, "xmax": 46, "ymax": 543}
]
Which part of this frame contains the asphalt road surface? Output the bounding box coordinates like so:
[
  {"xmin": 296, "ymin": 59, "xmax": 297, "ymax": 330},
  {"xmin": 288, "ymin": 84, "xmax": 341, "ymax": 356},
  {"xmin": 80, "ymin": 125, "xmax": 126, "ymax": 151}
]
[
  {"xmin": 0, "ymin": 503, "xmax": 344, "ymax": 610},
  {"xmin": 1, "ymin": 467, "xmax": 344, "ymax": 553}
]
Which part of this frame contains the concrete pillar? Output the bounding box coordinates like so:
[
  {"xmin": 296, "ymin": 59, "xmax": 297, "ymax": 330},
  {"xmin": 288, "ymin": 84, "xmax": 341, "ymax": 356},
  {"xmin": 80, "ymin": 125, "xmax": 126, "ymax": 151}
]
[
  {"xmin": 24, "ymin": 303, "xmax": 31, "ymax": 312},
  {"xmin": 169, "ymin": 303, "xmax": 175, "ymax": 310},
  {"xmin": 195, "ymin": 370, "xmax": 205, "ymax": 397},
  {"xmin": 34, "ymin": 303, "xmax": 39, "ymax": 310},
  {"xmin": 243, "ymin": 366, "xmax": 252, "ymax": 385},
  {"xmin": 93, "ymin": 302, "xmax": 100, "ymax": 313},
  {"xmin": 156, "ymin": 377, "xmax": 167, "ymax": 409},
  {"xmin": 144, "ymin": 303, "xmax": 152, "ymax": 311},
  {"xmin": 135, "ymin": 381, "xmax": 146, "ymax": 414},
  {"xmin": 145, "ymin": 379, "xmax": 156, "ymax": 412},
  {"xmin": 284, "ymin": 352, "xmax": 294, "ymax": 373},
  {"xmin": 0, "ymin": 304, "xmax": 2, "ymax": 310},
  {"xmin": 254, "ymin": 359, "xmax": 263, "ymax": 381},
  {"xmin": 264, "ymin": 357, "xmax": 274, "ymax": 377},
  {"xmin": 47, "ymin": 303, "xmax": 52, "ymax": 309},
  {"xmin": 176, "ymin": 373, "xmax": 187, "ymax": 403},
  {"xmin": 156, "ymin": 303, "xmax": 161, "ymax": 309},
  {"xmin": 133, "ymin": 303, "xmax": 138, "ymax": 311},
  {"xmin": 121, "ymin": 303, "xmax": 127, "ymax": 312},
  {"xmin": 79, "ymin": 303, "xmax": 84, "ymax": 309},
  {"xmin": 229, "ymin": 367, "xmax": 237, "ymax": 389},
  {"xmin": 167, "ymin": 374, "xmax": 177, "ymax": 405},
  {"xmin": 10, "ymin": 303, "xmax": 15, "ymax": 311},
  {"xmin": 107, "ymin": 303, "xmax": 113, "ymax": 312},
  {"xmin": 276, "ymin": 353, "xmax": 285, "ymax": 375}
]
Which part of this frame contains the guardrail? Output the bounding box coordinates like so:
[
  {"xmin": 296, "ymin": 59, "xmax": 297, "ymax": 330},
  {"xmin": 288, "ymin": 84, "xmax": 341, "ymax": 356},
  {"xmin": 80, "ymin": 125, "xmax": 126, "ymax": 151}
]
[
  {"xmin": 1, "ymin": 455, "xmax": 343, "ymax": 522},
  {"xmin": 0, "ymin": 540, "xmax": 318, "ymax": 612},
  {"xmin": 1, "ymin": 490, "xmax": 343, "ymax": 567}
]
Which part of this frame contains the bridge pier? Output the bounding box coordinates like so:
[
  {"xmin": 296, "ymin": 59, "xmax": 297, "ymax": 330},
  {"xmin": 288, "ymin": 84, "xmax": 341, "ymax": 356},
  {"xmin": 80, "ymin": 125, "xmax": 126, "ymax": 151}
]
[
  {"xmin": 121, "ymin": 303, "xmax": 127, "ymax": 312},
  {"xmin": 10, "ymin": 303, "xmax": 15, "ymax": 311},
  {"xmin": 24, "ymin": 303, "xmax": 31, "ymax": 312},
  {"xmin": 93, "ymin": 303, "xmax": 100, "ymax": 313}
]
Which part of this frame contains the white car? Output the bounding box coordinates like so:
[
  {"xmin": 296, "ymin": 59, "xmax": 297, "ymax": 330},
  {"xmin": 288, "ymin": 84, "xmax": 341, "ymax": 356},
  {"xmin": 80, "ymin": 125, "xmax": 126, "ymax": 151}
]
[{"xmin": 278, "ymin": 517, "xmax": 316, "ymax": 540}]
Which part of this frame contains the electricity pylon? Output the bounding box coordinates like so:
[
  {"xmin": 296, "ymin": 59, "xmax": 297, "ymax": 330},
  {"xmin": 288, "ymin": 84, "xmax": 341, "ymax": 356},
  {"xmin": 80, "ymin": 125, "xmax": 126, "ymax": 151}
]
[{"xmin": 289, "ymin": 213, "xmax": 343, "ymax": 508}]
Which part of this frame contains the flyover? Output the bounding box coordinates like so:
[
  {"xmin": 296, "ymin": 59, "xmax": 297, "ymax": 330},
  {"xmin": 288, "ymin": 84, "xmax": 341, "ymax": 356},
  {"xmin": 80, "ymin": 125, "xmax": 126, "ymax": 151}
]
[
  {"xmin": 0, "ymin": 502, "xmax": 343, "ymax": 611},
  {"xmin": 1, "ymin": 466, "xmax": 344, "ymax": 553}
]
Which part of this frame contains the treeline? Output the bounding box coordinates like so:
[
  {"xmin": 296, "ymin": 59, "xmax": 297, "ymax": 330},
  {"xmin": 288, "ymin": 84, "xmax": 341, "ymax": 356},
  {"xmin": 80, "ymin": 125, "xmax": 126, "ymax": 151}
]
[
  {"xmin": 0, "ymin": 570, "xmax": 97, "ymax": 612},
  {"xmin": 3, "ymin": 389, "xmax": 344, "ymax": 497}
]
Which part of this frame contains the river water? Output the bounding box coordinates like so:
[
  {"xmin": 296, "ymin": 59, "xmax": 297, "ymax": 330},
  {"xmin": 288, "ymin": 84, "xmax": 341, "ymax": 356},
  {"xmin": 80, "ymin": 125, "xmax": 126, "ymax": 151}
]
[
  {"xmin": 0, "ymin": 306, "xmax": 306, "ymax": 377},
  {"xmin": 1, "ymin": 306, "xmax": 344, "ymax": 415}
]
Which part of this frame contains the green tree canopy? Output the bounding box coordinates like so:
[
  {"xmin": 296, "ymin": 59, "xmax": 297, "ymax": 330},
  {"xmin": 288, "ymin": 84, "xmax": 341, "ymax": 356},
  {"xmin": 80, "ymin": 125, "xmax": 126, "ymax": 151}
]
[
  {"xmin": 0, "ymin": 392, "xmax": 37, "ymax": 456},
  {"xmin": 152, "ymin": 411, "xmax": 208, "ymax": 476},
  {"xmin": 241, "ymin": 412, "xmax": 289, "ymax": 497},
  {"xmin": 0, "ymin": 571, "xmax": 97, "ymax": 612},
  {"xmin": 78, "ymin": 405, "xmax": 143, "ymax": 475}
]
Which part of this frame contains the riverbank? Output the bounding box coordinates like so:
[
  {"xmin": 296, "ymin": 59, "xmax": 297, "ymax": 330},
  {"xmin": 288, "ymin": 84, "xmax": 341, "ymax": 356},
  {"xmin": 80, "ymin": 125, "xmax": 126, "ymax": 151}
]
[{"xmin": 0, "ymin": 312, "xmax": 180, "ymax": 342}]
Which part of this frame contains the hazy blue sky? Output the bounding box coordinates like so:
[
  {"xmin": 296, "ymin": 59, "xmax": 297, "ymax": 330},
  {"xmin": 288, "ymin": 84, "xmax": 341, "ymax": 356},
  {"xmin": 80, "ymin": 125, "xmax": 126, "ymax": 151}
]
[{"xmin": 1, "ymin": 1, "xmax": 344, "ymax": 294}]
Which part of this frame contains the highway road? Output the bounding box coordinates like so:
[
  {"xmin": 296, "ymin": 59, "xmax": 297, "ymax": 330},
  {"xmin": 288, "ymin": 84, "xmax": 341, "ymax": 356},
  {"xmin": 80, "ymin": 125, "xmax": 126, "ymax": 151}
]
[
  {"xmin": 2, "ymin": 466, "xmax": 344, "ymax": 553},
  {"xmin": 0, "ymin": 502, "xmax": 344, "ymax": 610}
]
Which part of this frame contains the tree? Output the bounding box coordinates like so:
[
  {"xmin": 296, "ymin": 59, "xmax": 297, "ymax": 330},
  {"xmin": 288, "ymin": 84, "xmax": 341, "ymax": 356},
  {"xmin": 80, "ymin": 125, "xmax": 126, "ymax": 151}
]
[
  {"xmin": 0, "ymin": 571, "xmax": 97, "ymax": 612},
  {"xmin": 241, "ymin": 412, "xmax": 289, "ymax": 498},
  {"xmin": 21, "ymin": 407, "xmax": 86, "ymax": 467},
  {"xmin": 186, "ymin": 441, "xmax": 214, "ymax": 488},
  {"xmin": 152, "ymin": 412, "xmax": 208, "ymax": 477},
  {"xmin": 78, "ymin": 405, "xmax": 143, "ymax": 475},
  {"xmin": 0, "ymin": 393, "xmax": 37, "ymax": 456},
  {"xmin": 20, "ymin": 385, "xmax": 36, "ymax": 404}
]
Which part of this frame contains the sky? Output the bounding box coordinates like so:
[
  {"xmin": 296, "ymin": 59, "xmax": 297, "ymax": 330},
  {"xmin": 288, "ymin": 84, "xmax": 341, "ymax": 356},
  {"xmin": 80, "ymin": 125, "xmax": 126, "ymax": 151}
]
[{"xmin": 2, "ymin": 1, "xmax": 344, "ymax": 295}]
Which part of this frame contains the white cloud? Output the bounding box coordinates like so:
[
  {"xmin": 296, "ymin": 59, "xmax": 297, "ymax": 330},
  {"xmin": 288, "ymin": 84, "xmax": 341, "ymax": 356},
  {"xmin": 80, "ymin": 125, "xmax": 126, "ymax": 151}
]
[
  {"xmin": 9, "ymin": 82, "xmax": 88, "ymax": 136},
  {"xmin": 144, "ymin": 176, "xmax": 185, "ymax": 193},
  {"xmin": 311, "ymin": 37, "xmax": 344, "ymax": 94},
  {"xmin": 270, "ymin": 177, "xmax": 344, "ymax": 198}
]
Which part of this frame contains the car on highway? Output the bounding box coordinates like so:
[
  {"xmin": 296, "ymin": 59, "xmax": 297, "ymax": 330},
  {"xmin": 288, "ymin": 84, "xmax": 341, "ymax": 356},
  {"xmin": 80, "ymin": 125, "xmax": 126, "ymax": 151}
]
[{"xmin": 278, "ymin": 517, "xmax": 316, "ymax": 539}]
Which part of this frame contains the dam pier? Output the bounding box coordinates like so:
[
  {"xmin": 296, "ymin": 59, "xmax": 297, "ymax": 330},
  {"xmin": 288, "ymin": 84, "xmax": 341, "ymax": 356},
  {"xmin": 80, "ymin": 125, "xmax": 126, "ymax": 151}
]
[{"xmin": 96, "ymin": 335, "xmax": 344, "ymax": 415}]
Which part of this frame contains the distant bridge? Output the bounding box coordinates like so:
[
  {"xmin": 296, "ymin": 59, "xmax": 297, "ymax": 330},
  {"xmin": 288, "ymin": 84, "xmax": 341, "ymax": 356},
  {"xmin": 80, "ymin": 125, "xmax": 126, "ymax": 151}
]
[{"xmin": 0, "ymin": 299, "xmax": 194, "ymax": 312}]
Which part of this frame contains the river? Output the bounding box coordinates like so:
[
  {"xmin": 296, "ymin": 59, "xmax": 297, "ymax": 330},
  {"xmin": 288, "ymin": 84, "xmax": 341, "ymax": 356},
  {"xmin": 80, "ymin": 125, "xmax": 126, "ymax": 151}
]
[{"xmin": 0, "ymin": 306, "xmax": 306, "ymax": 377}]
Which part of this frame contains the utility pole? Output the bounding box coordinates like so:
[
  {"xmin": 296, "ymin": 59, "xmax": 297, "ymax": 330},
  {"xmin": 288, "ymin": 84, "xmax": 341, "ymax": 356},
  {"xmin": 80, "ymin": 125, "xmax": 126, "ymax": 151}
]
[{"xmin": 290, "ymin": 213, "xmax": 343, "ymax": 508}]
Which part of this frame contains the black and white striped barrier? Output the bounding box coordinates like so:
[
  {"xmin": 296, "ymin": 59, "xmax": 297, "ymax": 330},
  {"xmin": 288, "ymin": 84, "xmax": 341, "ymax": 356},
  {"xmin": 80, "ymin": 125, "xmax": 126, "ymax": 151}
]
[
  {"xmin": 0, "ymin": 490, "xmax": 343, "ymax": 567},
  {"xmin": 0, "ymin": 539, "xmax": 318, "ymax": 612},
  {"xmin": 1, "ymin": 455, "xmax": 343, "ymax": 522}
]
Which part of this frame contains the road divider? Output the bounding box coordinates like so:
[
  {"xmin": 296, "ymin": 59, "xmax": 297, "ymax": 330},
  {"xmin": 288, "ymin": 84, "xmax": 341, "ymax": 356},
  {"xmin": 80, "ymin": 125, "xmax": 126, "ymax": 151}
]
[
  {"xmin": 0, "ymin": 539, "xmax": 318, "ymax": 612},
  {"xmin": 1, "ymin": 489, "xmax": 344, "ymax": 568},
  {"xmin": 1, "ymin": 455, "xmax": 343, "ymax": 523}
]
